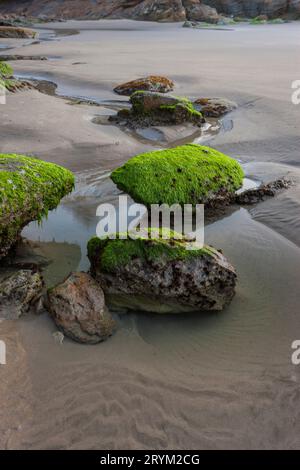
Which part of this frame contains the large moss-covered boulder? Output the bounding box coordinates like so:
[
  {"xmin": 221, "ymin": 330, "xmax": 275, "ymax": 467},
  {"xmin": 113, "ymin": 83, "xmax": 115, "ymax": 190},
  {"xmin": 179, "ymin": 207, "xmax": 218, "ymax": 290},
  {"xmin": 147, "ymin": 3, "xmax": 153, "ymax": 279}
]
[
  {"xmin": 88, "ymin": 231, "xmax": 237, "ymax": 314},
  {"xmin": 0, "ymin": 154, "xmax": 74, "ymax": 259},
  {"xmin": 110, "ymin": 91, "xmax": 204, "ymax": 128},
  {"xmin": 111, "ymin": 144, "xmax": 244, "ymax": 206}
]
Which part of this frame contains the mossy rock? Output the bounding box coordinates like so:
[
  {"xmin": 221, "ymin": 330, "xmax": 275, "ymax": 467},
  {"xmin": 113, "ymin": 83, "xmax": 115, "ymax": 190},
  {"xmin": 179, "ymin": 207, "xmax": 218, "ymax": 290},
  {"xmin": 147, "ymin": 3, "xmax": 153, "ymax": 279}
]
[
  {"xmin": 111, "ymin": 144, "xmax": 244, "ymax": 206},
  {"xmin": 0, "ymin": 61, "xmax": 13, "ymax": 79},
  {"xmin": 0, "ymin": 154, "xmax": 75, "ymax": 259},
  {"xmin": 111, "ymin": 91, "xmax": 204, "ymax": 128},
  {"xmin": 0, "ymin": 61, "xmax": 13, "ymax": 91},
  {"xmin": 88, "ymin": 229, "xmax": 214, "ymax": 273},
  {"xmin": 88, "ymin": 230, "xmax": 237, "ymax": 313}
]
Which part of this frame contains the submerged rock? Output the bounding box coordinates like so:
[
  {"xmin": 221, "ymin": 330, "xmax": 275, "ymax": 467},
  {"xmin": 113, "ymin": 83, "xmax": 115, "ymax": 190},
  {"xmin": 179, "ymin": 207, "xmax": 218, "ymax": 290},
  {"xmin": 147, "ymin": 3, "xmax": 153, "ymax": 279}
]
[
  {"xmin": 114, "ymin": 76, "xmax": 174, "ymax": 96},
  {"xmin": 0, "ymin": 154, "xmax": 74, "ymax": 259},
  {"xmin": 111, "ymin": 144, "xmax": 244, "ymax": 206},
  {"xmin": 0, "ymin": 269, "xmax": 44, "ymax": 319},
  {"xmin": 235, "ymin": 178, "xmax": 292, "ymax": 205},
  {"xmin": 0, "ymin": 26, "xmax": 37, "ymax": 38},
  {"xmin": 88, "ymin": 232, "xmax": 237, "ymax": 314},
  {"xmin": 111, "ymin": 91, "xmax": 204, "ymax": 128},
  {"xmin": 47, "ymin": 272, "xmax": 116, "ymax": 344},
  {"xmin": 194, "ymin": 97, "xmax": 237, "ymax": 117}
]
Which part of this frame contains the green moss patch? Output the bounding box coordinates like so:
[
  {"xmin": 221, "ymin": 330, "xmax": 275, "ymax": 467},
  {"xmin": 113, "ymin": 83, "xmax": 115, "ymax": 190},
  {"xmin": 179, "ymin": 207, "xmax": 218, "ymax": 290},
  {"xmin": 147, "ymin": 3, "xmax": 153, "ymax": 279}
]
[
  {"xmin": 88, "ymin": 229, "xmax": 215, "ymax": 273},
  {"xmin": 111, "ymin": 144, "xmax": 244, "ymax": 206},
  {"xmin": 130, "ymin": 91, "xmax": 202, "ymax": 121},
  {"xmin": 0, "ymin": 61, "xmax": 13, "ymax": 79},
  {"xmin": 0, "ymin": 61, "xmax": 14, "ymax": 91},
  {"xmin": 0, "ymin": 154, "xmax": 75, "ymax": 258}
]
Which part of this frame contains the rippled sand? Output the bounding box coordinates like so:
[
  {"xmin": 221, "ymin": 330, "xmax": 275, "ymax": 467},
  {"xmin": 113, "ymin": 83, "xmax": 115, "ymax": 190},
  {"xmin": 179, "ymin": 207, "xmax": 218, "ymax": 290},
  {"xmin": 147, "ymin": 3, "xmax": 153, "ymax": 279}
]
[{"xmin": 1, "ymin": 20, "xmax": 300, "ymax": 449}]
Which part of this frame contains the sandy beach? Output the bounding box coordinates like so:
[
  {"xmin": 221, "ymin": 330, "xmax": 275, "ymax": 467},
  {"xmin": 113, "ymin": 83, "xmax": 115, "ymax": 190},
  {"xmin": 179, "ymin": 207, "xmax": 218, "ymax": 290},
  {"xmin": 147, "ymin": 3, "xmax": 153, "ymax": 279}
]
[{"xmin": 1, "ymin": 19, "xmax": 300, "ymax": 450}]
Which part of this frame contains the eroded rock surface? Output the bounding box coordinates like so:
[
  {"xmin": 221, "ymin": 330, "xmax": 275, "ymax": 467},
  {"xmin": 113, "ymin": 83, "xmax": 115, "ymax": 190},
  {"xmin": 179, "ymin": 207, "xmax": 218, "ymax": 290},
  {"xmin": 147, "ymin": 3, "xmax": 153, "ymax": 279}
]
[
  {"xmin": 194, "ymin": 97, "xmax": 237, "ymax": 117},
  {"xmin": 114, "ymin": 76, "xmax": 174, "ymax": 96},
  {"xmin": 0, "ymin": 0, "xmax": 298, "ymax": 21},
  {"xmin": 0, "ymin": 269, "xmax": 44, "ymax": 319},
  {"xmin": 47, "ymin": 272, "xmax": 116, "ymax": 344},
  {"xmin": 88, "ymin": 234, "xmax": 237, "ymax": 314},
  {"xmin": 111, "ymin": 91, "xmax": 204, "ymax": 128}
]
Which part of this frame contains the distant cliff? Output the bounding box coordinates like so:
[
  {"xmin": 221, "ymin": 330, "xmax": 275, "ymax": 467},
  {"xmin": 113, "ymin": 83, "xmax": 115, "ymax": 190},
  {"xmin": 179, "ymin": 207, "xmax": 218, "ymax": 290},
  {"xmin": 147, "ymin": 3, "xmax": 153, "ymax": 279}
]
[{"xmin": 0, "ymin": 0, "xmax": 299, "ymax": 22}]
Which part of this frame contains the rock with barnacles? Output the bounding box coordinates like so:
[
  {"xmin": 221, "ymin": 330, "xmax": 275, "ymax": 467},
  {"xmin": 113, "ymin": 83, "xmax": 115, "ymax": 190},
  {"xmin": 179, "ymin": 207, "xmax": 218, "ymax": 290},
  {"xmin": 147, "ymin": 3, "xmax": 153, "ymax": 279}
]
[{"xmin": 0, "ymin": 269, "xmax": 44, "ymax": 319}]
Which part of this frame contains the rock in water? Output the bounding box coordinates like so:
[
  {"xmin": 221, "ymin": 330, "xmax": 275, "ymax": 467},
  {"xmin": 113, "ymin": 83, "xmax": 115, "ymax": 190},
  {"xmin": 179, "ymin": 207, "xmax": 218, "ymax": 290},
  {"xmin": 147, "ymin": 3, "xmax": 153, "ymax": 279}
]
[
  {"xmin": 47, "ymin": 272, "xmax": 116, "ymax": 344},
  {"xmin": 111, "ymin": 91, "xmax": 204, "ymax": 128},
  {"xmin": 114, "ymin": 76, "xmax": 174, "ymax": 96},
  {"xmin": 88, "ymin": 233, "xmax": 237, "ymax": 314},
  {"xmin": 0, "ymin": 154, "xmax": 74, "ymax": 259},
  {"xmin": 0, "ymin": 269, "xmax": 44, "ymax": 319},
  {"xmin": 0, "ymin": 26, "xmax": 37, "ymax": 38},
  {"xmin": 194, "ymin": 97, "xmax": 237, "ymax": 117},
  {"xmin": 111, "ymin": 144, "xmax": 244, "ymax": 206}
]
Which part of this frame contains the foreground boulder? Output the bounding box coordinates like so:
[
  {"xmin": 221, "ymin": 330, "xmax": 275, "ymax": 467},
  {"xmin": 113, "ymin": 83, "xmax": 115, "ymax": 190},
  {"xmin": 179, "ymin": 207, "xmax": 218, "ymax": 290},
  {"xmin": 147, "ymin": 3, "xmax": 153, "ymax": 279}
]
[
  {"xmin": 194, "ymin": 97, "xmax": 237, "ymax": 117},
  {"xmin": 88, "ymin": 233, "xmax": 237, "ymax": 314},
  {"xmin": 114, "ymin": 76, "xmax": 174, "ymax": 96},
  {"xmin": 0, "ymin": 154, "xmax": 74, "ymax": 259},
  {"xmin": 111, "ymin": 91, "xmax": 204, "ymax": 128},
  {"xmin": 0, "ymin": 26, "xmax": 37, "ymax": 38},
  {"xmin": 0, "ymin": 269, "xmax": 43, "ymax": 319},
  {"xmin": 47, "ymin": 272, "xmax": 116, "ymax": 344},
  {"xmin": 111, "ymin": 144, "xmax": 244, "ymax": 206}
]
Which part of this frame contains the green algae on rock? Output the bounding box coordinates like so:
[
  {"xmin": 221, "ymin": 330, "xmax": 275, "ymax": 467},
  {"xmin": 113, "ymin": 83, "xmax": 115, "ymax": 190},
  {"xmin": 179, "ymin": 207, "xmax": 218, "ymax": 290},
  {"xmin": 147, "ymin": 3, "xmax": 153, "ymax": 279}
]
[
  {"xmin": 111, "ymin": 144, "xmax": 244, "ymax": 206},
  {"xmin": 0, "ymin": 61, "xmax": 13, "ymax": 79},
  {"xmin": 88, "ymin": 230, "xmax": 237, "ymax": 314},
  {"xmin": 0, "ymin": 61, "xmax": 13, "ymax": 91},
  {"xmin": 110, "ymin": 91, "xmax": 204, "ymax": 128},
  {"xmin": 88, "ymin": 229, "xmax": 214, "ymax": 273},
  {"xmin": 0, "ymin": 154, "xmax": 75, "ymax": 259}
]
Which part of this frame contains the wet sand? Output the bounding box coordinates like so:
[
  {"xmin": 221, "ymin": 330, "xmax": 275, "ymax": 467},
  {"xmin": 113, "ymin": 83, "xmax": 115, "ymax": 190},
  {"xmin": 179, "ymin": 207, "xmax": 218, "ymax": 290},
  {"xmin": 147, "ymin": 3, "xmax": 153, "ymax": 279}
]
[{"xmin": 1, "ymin": 20, "xmax": 300, "ymax": 450}]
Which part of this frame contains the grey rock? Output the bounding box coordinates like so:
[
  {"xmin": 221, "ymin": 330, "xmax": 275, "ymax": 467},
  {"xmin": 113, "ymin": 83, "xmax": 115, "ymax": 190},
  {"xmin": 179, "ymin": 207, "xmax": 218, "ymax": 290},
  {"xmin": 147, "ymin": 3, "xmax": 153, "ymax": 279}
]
[
  {"xmin": 194, "ymin": 97, "xmax": 237, "ymax": 117},
  {"xmin": 0, "ymin": 269, "xmax": 44, "ymax": 319},
  {"xmin": 89, "ymin": 239, "xmax": 237, "ymax": 314}
]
